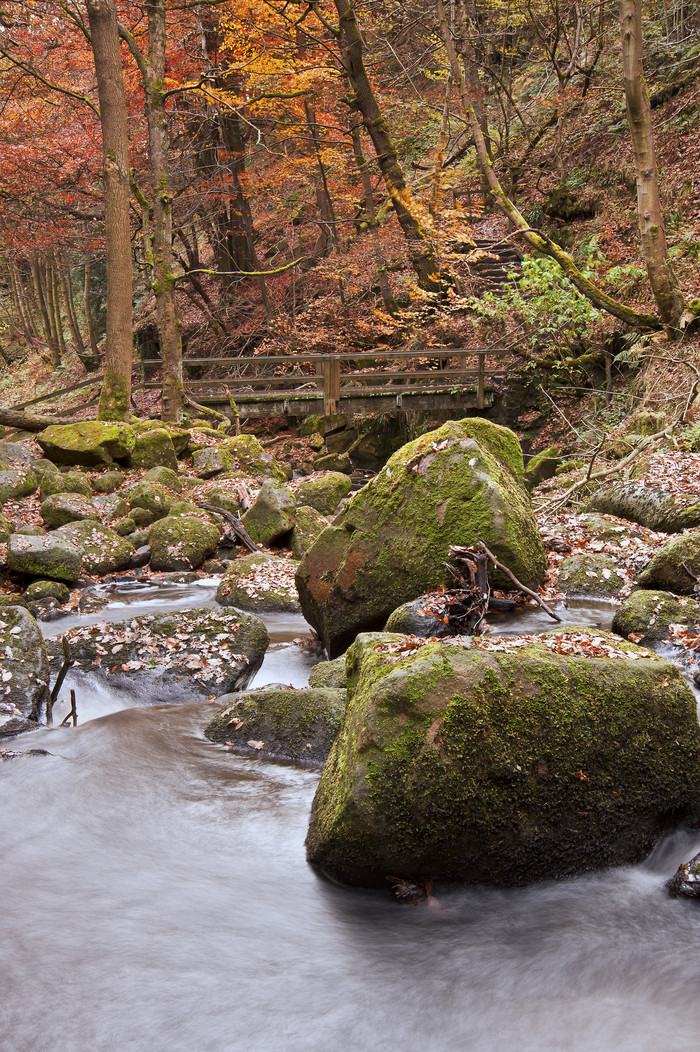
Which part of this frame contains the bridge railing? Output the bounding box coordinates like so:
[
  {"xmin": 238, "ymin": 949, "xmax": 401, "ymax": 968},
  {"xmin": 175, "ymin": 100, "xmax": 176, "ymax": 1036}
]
[{"xmin": 142, "ymin": 348, "xmax": 505, "ymax": 416}]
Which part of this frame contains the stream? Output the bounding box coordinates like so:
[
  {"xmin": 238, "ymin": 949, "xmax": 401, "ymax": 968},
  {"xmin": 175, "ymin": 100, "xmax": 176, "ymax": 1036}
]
[{"xmin": 1, "ymin": 584, "xmax": 699, "ymax": 1052}]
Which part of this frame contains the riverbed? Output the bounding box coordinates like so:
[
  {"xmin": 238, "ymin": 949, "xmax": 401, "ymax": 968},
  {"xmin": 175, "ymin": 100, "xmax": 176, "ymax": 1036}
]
[{"xmin": 1, "ymin": 586, "xmax": 698, "ymax": 1051}]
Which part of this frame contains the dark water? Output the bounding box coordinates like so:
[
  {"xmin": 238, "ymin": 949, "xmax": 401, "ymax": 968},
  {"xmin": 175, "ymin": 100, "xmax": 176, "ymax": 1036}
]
[{"xmin": 2, "ymin": 591, "xmax": 699, "ymax": 1051}]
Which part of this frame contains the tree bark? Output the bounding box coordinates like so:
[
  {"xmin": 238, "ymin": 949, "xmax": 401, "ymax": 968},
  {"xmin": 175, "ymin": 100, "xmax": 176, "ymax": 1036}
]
[
  {"xmin": 620, "ymin": 0, "xmax": 684, "ymax": 327},
  {"xmin": 349, "ymin": 112, "xmax": 397, "ymax": 314},
  {"xmin": 83, "ymin": 260, "xmax": 100, "ymax": 364},
  {"xmin": 86, "ymin": 0, "xmax": 133, "ymax": 421}
]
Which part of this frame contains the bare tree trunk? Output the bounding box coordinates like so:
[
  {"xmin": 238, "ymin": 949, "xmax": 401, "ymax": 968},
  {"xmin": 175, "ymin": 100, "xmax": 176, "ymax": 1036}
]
[
  {"xmin": 46, "ymin": 252, "xmax": 66, "ymax": 363},
  {"xmin": 620, "ymin": 0, "xmax": 684, "ymax": 327},
  {"xmin": 332, "ymin": 0, "xmax": 452, "ymax": 294},
  {"xmin": 29, "ymin": 255, "xmax": 60, "ymax": 365},
  {"xmin": 305, "ymin": 100, "xmax": 348, "ymax": 313},
  {"xmin": 83, "ymin": 260, "xmax": 100, "ymax": 363}
]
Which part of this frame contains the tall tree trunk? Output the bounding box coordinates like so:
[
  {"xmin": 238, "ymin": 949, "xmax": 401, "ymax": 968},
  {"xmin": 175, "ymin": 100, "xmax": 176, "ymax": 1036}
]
[
  {"xmin": 83, "ymin": 260, "xmax": 100, "ymax": 364},
  {"xmin": 86, "ymin": 0, "xmax": 133, "ymax": 420},
  {"xmin": 436, "ymin": 0, "xmax": 662, "ymax": 330},
  {"xmin": 333, "ymin": 0, "xmax": 451, "ymax": 294},
  {"xmin": 29, "ymin": 254, "xmax": 60, "ymax": 365},
  {"xmin": 349, "ymin": 112, "xmax": 397, "ymax": 314},
  {"xmin": 120, "ymin": 0, "xmax": 184, "ymax": 421},
  {"xmin": 620, "ymin": 0, "xmax": 684, "ymax": 327}
]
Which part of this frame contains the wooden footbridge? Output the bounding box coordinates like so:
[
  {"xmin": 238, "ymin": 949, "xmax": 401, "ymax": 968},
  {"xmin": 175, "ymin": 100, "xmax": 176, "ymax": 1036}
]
[{"xmin": 142, "ymin": 348, "xmax": 506, "ymax": 419}]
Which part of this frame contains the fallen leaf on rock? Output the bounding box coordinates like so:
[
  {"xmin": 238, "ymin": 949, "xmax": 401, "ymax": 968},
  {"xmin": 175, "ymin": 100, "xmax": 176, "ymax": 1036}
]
[{"xmin": 247, "ymin": 739, "xmax": 264, "ymax": 750}]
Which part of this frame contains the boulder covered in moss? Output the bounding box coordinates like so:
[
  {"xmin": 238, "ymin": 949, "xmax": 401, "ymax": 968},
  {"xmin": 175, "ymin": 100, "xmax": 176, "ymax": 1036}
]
[
  {"xmin": 40, "ymin": 493, "xmax": 101, "ymax": 529},
  {"xmin": 612, "ymin": 589, "xmax": 700, "ymax": 643},
  {"xmin": 198, "ymin": 480, "xmax": 246, "ymax": 517},
  {"xmin": 556, "ymin": 553, "xmax": 627, "ymax": 598},
  {"xmin": 524, "ymin": 446, "xmax": 560, "ymax": 491},
  {"xmin": 0, "ymin": 606, "xmax": 49, "ymax": 737},
  {"xmin": 7, "ymin": 533, "xmax": 82, "ymax": 582},
  {"xmin": 0, "ymin": 440, "xmax": 35, "ymax": 467},
  {"xmin": 93, "ymin": 493, "xmax": 129, "ymax": 521},
  {"xmin": 241, "ymin": 480, "xmax": 296, "ymax": 547},
  {"xmin": 0, "ymin": 511, "xmax": 13, "ymax": 542},
  {"xmin": 48, "ymin": 606, "xmax": 269, "ymax": 701},
  {"xmin": 37, "ymin": 422, "xmax": 135, "ymax": 466},
  {"xmin": 384, "ymin": 595, "xmax": 452, "ymax": 637},
  {"xmin": 308, "ymin": 655, "xmax": 348, "ymax": 689},
  {"xmin": 0, "ymin": 468, "xmax": 38, "ymax": 504},
  {"xmin": 296, "ymin": 419, "xmax": 546, "ymax": 657},
  {"xmin": 635, "ymin": 531, "xmax": 700, "ymax": 595},
  {"xmin": 192, "ymin": 446, "xmax": 235, "ymax": 479},
  {"xmin": 205, "ymin": 685, "xmax": 346, "ymax": 767},
  {"xmin": 306, "ymin": 629, "xmax": 700, "ymax": 888},
  {"xmin": 53, "ymin": 520, "xmax": 134, "ymax": 576},
  {"xmin": 290, "ymin": 506, "xmax": 329, "ymax": 560},
  {"xmin": 91, "ymin": 469, "xmax": 125, "ymax": 495},
  {"xmin": 130, "ymin": 428, "xmax": 178, "ymax": 472},
  {"xmin": 39, "ymin": 470, "xmax": 92, "ymax": 501},
  {"xmin": 226, "ymin": 434, "xmax": 289, "ymax": 482},
  {"xmin": 149, "ymin": 513, "xmax": 220, "ymax": 571},
  {"xmin": 588, "ymin": 481, "xmax": 700, "ymax": 533},
  {"xmin": 296, "ymin": 472, "xmax": 352, "ymax": 516},
  {"xmin": 125, "ymin": 479, "xmax": 173, "ymax": 520},
  {"xmin": 216, "ymin": 552, "xmax": 300, "ymax": 612}
]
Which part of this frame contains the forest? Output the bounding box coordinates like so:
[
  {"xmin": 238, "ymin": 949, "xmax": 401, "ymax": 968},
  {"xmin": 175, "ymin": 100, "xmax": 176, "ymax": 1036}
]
[{"xmin": 0, "ymin": 0, "xmax": 698, "ymax": 432}]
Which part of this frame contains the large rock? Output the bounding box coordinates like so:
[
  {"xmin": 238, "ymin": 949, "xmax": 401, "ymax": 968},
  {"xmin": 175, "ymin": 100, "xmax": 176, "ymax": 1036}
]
[
  {"xmin": 636, "ymin": 531, "xmax": 700, "ymax": 594},
  {"xmin": 216, "ymin": 553, "xmax": 300, "ymax": 612},
  {"xmin": 125, "ymin": 480, "xmax": 173, "ymax": 520},
  {"xmin": 296, "ymin": 419, "xmax": 546, "ymax": 656},
  {"xmin": 130, "ymin": 428, "xmax": 178, "ymax": 472},
  {"xmin": 192, "ymin": 446, "xmax": 235, "ymax": 479},
  {"xmin": 556, "ymin": 553, "xmax": 627, "ymax": 598},
  {"xmin": 40, "ymin": 493, "xmax": 101, "ymax": 528},
  {"xmin": 149, "ymin": 514, "xmax": 220, "ymax": 571},
  {"xmin": 39, "ymin": 470, "xmax": 92, "ymax": 501},
  {"xmin": 612, "ymin": 589, "xmax": 700, "ymax": 643},
  {"xmin": 48, "ymin": 607, "xmax": 270, "ymax": 701},
  {"xmin": 37, "ymin": 422, "xmax": 136, "ymax": 466},
  {"xmin": 306, "ymin": 629, "xmax": 700, "ymax": 887},
  {"xmin": 587, "ymin": 481, "xmax": 700, "ymax": 533},
  {"xmin": 0, "ymin": 606, "xmax": 49, "ymax": 737},
  {"xmin": 295, "ymin": 472, "xmax": 352, "ymax": 516},
  {"xmin": 290, "ymin": 506, "xmax": 329, "ymax": 560},
  {"xmin": 0, "ymin": 468, "xmax": 38, "ymax": 504},
  {"xmin": 53, "ymin": 520, "xmax": 134, "ymax": 576},
  {"xmin": 205, "ymin": 685, "xmax": 346, "ymax": 767},
  {"xmin": 7, "ymin": 533, "xmax": 82, "ymax": 582},
  {"xmin": 241, "ymin": 480, "xmax": 296, "ymax": 547},
  {"xmin": 226, "ymin": 434, "xmax": 289, "ymax": 482},
  {"xmin": 0, "ymin": 440, "xmax": 35, "ymax": 467}
]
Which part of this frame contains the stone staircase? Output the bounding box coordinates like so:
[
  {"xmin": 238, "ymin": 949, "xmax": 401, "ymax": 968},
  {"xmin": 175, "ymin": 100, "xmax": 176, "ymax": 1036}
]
[{"xmin": 469, "ymin": 237, "xmax": 523, "ymax": 293}]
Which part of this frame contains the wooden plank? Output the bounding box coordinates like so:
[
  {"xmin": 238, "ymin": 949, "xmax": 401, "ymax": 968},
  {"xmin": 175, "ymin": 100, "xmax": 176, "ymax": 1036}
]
[
  {"xmin": 5, "ymin": 373, "xmax": 105, "ymax": 412},
  {"xmin": 142, "ymin": 347, "xmax": 507, "ymax": 368}
]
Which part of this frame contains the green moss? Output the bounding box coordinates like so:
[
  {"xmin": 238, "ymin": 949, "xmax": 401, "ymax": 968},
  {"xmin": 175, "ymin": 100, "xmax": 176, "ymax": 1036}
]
[{"xmin": 97, "ymin": 369, "xmax": 131, "ymax": 422}]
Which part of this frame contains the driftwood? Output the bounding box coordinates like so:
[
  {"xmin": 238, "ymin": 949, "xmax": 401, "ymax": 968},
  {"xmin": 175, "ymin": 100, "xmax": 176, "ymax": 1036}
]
[
  {"xmin": 198, "ymin": 503, "xmax": 260, "ymax": 553},
  {"xmin": 59, "ymin": 689, "xmax": 78, "ymax": 728},
  {"xmin": 472, "ymin": 541, "xmax": 561, "ymax": 622},
  {"xmin": 46, "ymin": 636, "xmax": 75, "ymax": 725}
]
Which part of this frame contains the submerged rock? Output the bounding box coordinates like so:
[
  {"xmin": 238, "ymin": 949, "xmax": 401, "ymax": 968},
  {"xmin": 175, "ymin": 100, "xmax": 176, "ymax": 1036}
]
[
  {"xmin": 296, "ymin": 419, "xmax": 546, "ymax": 657},
  {"xmin": 306, "ymin": 629, "xmax": 700, "ymax": 888},
  {"xmin": 205, "ymin": 685, "xmax": 346, "ymax": 767},
  {"xmin": 667, "ymin": 851, "xmax": 700, "ymax": 898}
]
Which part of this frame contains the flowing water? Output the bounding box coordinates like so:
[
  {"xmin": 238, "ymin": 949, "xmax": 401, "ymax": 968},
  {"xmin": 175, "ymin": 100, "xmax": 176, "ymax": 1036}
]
[{"xmin": 2, "ymin": 588, "xmax": 699, "ymax": 1052}]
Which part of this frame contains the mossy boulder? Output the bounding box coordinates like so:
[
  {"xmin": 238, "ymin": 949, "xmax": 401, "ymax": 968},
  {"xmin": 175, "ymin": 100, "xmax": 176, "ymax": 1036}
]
[
  {"xmin": 91, "ymin": 469, "xmax": 125, "ymax": 494},
  {"xmin": 37, "ymin": 422, "xmax": 136, "ymax": 466},
  {"xmin": 39, "ymin": 470, "xmax": 92, "ymax": 501},
  {"xmin": 308, "ymin": 655, "xmax": 348, "ymax": 689},
  {"xmin": 192, "ymin": 446, "xmax": 235, "ymax": 479},
  {"xmin": 149, "ymin": 514, "xmax": 221, "ymax": 571},
  {"xmin": 0, "ymin": 511, "xmax": 13, "ymax": 542},
  {"xmin": 0, "ymin": 606, "xmax": 49, "ymax": 737},
  {"xmin": 524, "ymin": 446, "xmax": 559, "ymax": 491},
  {"xmin": 125, "ymin": 480, "xmax": 173, "ymax": 520},
  {"xmin": 7, "ymin": 533, "xmax": 82, "ymax": 582},
  {"xmin": 225, "ymin": 434, "xmax": 288, "ymax": 482},
  {"xmin": 53, "ymin": 520, "xmax": 134, "ymax": 576},
  {"xmin": 241, "ymin": 480, "xmax": 296, "ymax": 547},
  {"xmin": 216, "ymin": 552, "xmax": 300, "ymax": 612},
  {"xmin": 636, "ymin": 531, "xmax": 700, "ymax": 594},
  {"xmin": 575, "ymin": 513, "xmax": 648, "ymax": 543},
  {"xmin": 296, "ymin": 419, "xmax": 545, "ymax": 657},
  {"xmin": 197, "ymin": 480, "xmax": 245, "ymax": 517},
  {"xmin": 23, "ymin": 580, "xmax": 70, "ymax": 603},
  {"xmin": 290, "ymin": 506, "xmax": 329, "ymax": 560},
  {"xmin": 0, "ymin": 468, "xmax": 38, "ymax": 504},
  {"xmin": 385, "ymin": 596, "xmax": 451, "ymax": 637},
  {"xmin": 49, "ymin": 606, "xmax": 269, "ymax": 700},
  {"xmin": 205, "ymin": 686, "xmax": 346, "ymax": 767},
  {"xmin": 612, "ymin": 589, "xmax": 700, "ymax": 643},
  {"xmin": 93, "ymin": 493, "xmax": 129, "ymax": 521},
  {"xmin": 130, "ymin": 429, "xmax": 178, "ymax": 472},
  {"xmin": 40, "ymin": 493, "xmax": 101, "ymax": 529},
  {"xmin": 557, "ymin": 554, "xmax": 627, "ymax": 598},
  {"xmin": 588, "ymin": 481, "xmax": 700, "ymax": 533},
  {"xmin": 0, "ymin": 440, "xmax": 35, "ymax": 466},
  {"xmin": 295, "ymin": 472, "xmax": 352, "ymax": 516},
  {"xmin": 142, "ymin": 466, "xmax": 183, "ymax": 493},
  {"xmin": 306, "ymin": 629, "xmax": 700, "ymax": 887},
  {"xmin": 313, "ymin": 452, "xmax": 352, "ymax": 474}
]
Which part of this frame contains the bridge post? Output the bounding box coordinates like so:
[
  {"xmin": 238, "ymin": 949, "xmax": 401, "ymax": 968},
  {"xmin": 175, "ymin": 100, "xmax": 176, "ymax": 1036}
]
[
  {"xmin": 318, "ymin": 358, "xmax": 340, "ymax": 415},
  {"xmin": 477, "ymin": 353, "xmax": 485, "ymax": 409}
]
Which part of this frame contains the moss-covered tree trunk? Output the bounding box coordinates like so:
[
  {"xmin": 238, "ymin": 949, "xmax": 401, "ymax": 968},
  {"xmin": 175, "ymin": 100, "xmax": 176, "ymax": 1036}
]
[
  {"xmin": 620, "ymin": 0, "xmax": 685, "ymax": 327},
  {"xmin": 333, "ymin": 0, "xmax": 449, "ymax": 295}
]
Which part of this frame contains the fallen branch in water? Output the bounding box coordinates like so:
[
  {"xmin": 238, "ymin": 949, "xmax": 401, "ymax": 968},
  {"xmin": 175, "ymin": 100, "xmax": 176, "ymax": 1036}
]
[
  {"xmin": 46, "ymin": 636, "xmax": 74, "ymax": 725},
  {"xmin": 475, "ymin": 541, "xmax": 562, "ymax": 622},
  {"xmin": 59, "ymin": 688, "xmax": 78, "ymax": 727}
]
